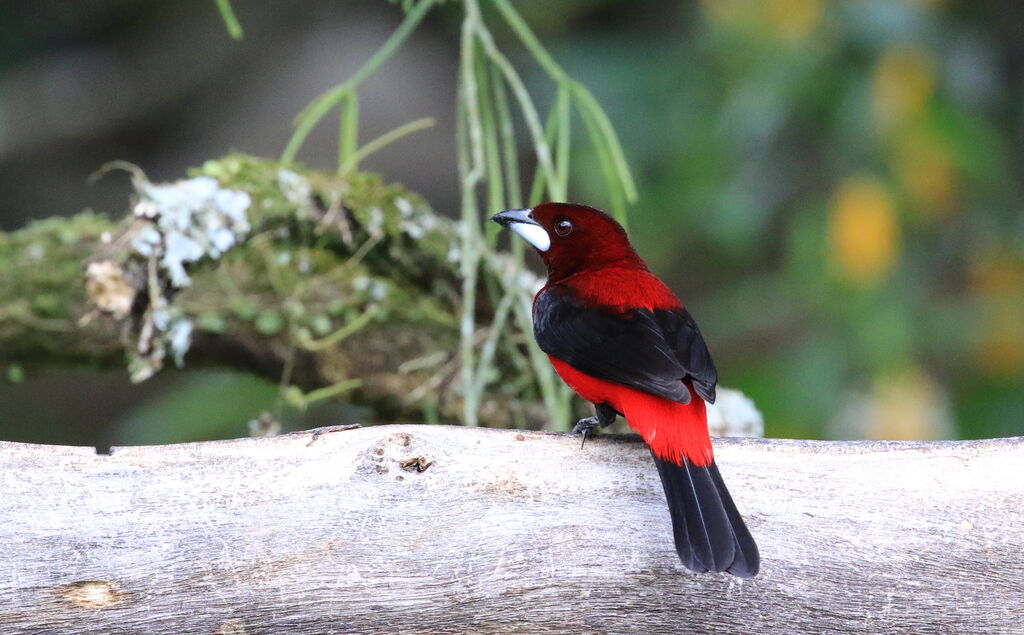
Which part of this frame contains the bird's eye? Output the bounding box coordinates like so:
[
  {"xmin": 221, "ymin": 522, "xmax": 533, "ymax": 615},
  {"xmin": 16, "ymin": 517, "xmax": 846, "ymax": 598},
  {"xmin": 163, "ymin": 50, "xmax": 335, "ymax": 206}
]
[{"xmin": 554, "ymin": 219, "xmax": 573, "ymax": 236}]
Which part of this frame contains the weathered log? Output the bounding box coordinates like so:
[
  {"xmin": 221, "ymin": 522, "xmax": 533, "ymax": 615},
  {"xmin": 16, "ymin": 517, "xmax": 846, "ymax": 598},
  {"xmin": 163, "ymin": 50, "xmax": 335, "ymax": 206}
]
[{"xmin": 1, "ymin": 425, "xmax": 1021, "ymax": 634}]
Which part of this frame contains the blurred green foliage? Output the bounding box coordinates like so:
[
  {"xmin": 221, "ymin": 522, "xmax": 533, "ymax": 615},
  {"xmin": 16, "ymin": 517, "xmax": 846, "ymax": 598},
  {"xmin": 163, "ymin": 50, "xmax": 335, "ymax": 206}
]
[
  {"xmin": 1, "ymin": 0, "xmax": 1021, "ymax": 444},
  {"xmin": 533, "ymin": 0, "xmax": 1023, "ymax": 440}
]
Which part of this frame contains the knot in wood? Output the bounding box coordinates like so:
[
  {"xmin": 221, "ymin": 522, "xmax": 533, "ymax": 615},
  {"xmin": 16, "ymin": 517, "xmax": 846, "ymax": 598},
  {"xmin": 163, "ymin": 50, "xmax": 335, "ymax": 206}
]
[
  {"xmin": 61, "ymin": 580, "xmax": 127, "ymax": 609},
  {"xmin": 399, "ymin": 456, "xmax": 433, "ymax": 473}
]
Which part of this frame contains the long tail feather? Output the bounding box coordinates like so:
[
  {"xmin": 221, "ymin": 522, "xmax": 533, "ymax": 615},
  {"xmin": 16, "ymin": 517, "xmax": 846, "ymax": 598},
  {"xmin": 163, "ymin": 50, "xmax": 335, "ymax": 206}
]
[{"xmin": 653, "ymin": 453, "xmax": 760, "ymax": 577}]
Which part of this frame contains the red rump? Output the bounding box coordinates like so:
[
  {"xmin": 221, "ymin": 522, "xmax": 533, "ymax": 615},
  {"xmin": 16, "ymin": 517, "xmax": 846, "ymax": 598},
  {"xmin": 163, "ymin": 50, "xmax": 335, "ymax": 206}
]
[{"xmin": 549, "ymin": 356, "xmax": 713, "ymax": 466}]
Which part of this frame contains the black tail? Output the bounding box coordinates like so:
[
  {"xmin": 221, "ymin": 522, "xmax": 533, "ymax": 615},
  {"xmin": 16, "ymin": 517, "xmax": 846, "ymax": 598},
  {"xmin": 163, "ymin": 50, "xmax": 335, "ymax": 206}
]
[{"xmin": 653, "ymin": 454, "xmax": 760, "ymax": 577}]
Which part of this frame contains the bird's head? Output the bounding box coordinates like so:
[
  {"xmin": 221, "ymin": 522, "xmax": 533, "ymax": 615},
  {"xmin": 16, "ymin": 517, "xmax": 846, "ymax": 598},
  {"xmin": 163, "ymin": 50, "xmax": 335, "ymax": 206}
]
[{"xmin": 490, "ymin": 202, "xmax": 641, "ymax": 280}]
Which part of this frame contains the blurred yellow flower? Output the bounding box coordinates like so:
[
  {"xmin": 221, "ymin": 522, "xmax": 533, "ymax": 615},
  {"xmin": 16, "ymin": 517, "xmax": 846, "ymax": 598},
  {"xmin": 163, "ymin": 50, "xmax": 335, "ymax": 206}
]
[
  {"xmin": 873, "ymin": 47, "xmax": 935, "ymax": 127},
  {"xmin": 828, "ymin": 176, "xmax": 901, "ymax": 284},
  {"xmin": 699, "ymin": 0, "xmax": 746, "ymax": 25},
  {"xmin": 893, "ymin": 129, "xmax": 958, "ymax": 220},
  {"xmin": 867, "ymin": 369, "xmax": 953, "ymax": 440},
  {"xmin": 765, "ymin": 0, "xmax": 822, "ymax": 40},
  {"xmin": 700, "ymin": 0, "xmax": 821, "ymax": 41},
  {"xmin": 831, "ymin": 367, "xmax": 953, "ymax": 440},
  {"xmin": 971, "ymin": 253, "xmax": 1024, "ymax": 375}
]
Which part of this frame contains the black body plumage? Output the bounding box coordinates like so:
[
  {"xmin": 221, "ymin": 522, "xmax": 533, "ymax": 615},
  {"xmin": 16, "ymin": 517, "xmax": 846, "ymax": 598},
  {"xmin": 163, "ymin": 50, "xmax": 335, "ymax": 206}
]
[{"xmin": 533, "ymin": 286, "xmax": 718, "ymax": 405}]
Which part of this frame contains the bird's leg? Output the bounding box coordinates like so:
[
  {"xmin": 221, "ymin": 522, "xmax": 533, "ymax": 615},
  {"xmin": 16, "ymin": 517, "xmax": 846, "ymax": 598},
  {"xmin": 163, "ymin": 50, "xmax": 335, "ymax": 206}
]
[
  {"xmin": 573, "ymin": 403, "xmax": 618, "ymax": 448},
  {"xmin": 572, "ymin": 403, "xmax": 618, "ymax": 435}
]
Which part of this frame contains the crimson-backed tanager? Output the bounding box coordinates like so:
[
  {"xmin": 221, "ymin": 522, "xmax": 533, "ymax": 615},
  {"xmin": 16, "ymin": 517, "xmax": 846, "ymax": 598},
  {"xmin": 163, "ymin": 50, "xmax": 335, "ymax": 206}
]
[{"xmin": 492, "ymin": 202, "xmax": 759, "ymax": 577}]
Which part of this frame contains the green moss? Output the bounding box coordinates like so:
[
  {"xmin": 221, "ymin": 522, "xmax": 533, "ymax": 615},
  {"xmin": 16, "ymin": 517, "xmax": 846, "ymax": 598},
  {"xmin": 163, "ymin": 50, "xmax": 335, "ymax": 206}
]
[
  {"xmin": 255, "ymin": 311, "xmax": 283, "ymax": 335},
  {"xmin": 0, "ymin": 212, "xmax": 124, "ymax": 365},
  {"xmin": 0, "ymin": 213, "xmax": 117, "ymax": 306},
  {"xmin": 197, "ymin": 312, "xmax": 227, "ymax": 333},
  {"xmin": 180, "ymin": 154, "xmax": 462, "ymax": 343},
  {"xmin": 1, "ymin": 154, "xmax": 482, "ymax": 423},
  {"xmin": 310, "ymin": 314, "xmax": 332, "ymax": 335},
  {"xmin": 6, "ymin": 364, "xmax": 24, "ymax": 383}
]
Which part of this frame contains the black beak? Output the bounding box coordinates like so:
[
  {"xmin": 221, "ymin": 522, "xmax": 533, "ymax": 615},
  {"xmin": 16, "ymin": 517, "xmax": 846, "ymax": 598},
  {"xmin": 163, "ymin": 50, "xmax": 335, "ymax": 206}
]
[{"xmin": 490, "ymin": 208, "xmax": 539, "ymax": 227}]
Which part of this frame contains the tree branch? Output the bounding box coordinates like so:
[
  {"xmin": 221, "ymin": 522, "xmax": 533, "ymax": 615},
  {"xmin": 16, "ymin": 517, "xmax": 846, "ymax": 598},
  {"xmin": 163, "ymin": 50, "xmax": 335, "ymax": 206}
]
[
  {"xmin": 0, "ymin": 155, "xmax": 548, "ymax": 426},
  {"xmin": 2, "ymin": 426, "xmax": 1021, "ymax": 633}
]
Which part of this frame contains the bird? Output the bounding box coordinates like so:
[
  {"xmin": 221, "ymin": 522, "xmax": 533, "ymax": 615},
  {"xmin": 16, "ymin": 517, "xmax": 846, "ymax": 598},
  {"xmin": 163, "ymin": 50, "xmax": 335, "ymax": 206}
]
[{"xmin": 491, "ymin": 202, "xmax": 759, "ymax": 577}]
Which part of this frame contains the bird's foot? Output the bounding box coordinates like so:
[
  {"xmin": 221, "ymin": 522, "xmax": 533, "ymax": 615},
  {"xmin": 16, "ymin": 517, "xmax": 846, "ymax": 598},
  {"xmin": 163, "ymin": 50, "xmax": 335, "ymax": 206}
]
[
  {"xmin": 571, "ymin": 416, "xmax": 602, "ymax": 436},
  {"xmin": 572, "ymin": 404, "xmax": 618, "ymax": 449}
]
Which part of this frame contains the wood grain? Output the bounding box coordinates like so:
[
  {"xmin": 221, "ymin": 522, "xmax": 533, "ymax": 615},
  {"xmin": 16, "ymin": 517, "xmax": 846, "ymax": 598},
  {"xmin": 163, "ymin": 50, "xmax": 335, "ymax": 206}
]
[{"xmin": 1, "ymin": 425, "xmax": 1021, "ymax": 634}]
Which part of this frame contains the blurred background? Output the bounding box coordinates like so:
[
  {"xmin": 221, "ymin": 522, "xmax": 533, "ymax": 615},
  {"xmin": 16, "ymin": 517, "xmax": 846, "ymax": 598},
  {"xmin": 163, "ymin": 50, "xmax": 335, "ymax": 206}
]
[{"xmin": 1, "ymin": 0, "xmax": 1021, "ymax": 446}]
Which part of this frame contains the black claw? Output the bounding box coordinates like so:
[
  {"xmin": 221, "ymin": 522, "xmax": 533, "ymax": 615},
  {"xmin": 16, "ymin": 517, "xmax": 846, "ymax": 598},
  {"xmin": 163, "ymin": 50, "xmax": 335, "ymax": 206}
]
[
  {"xmin": 572, "ymin": 416, "xmax": 598, "ymax": 436},
  {"xmin": 573, "ymin": 404, "xmax": 618, "ymax": 451}
]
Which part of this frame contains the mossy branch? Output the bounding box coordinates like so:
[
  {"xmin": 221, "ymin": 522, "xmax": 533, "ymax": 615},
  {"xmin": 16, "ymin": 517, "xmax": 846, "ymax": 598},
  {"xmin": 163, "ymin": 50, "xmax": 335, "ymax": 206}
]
[{"xmin": 0, "ymin": 154, "xmax": 547, "ymax": 428}]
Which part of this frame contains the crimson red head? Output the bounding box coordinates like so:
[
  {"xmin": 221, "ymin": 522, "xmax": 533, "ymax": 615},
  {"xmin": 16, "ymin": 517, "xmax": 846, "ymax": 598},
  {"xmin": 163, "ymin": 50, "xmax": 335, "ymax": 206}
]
[{"xmin": 491, "ymin": 202, "xmax": 642, "ymax": 281}]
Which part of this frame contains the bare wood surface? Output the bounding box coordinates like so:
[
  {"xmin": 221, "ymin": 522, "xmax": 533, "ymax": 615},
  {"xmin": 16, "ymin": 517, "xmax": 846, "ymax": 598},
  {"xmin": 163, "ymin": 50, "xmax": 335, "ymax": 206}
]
[{"xmin": 1, "ymin": 425, "xmax": 1022, "ymax": 634}]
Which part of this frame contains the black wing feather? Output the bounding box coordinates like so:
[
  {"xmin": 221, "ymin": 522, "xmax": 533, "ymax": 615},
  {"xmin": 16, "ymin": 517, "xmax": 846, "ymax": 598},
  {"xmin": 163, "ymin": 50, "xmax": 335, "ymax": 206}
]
[
  {"xmin": 656, "ymin": 308, "xmax": 717, "ymax": 403},
  {"xmin": 533, "ymin": 287, "xmax": 718, "ymax": 404}
]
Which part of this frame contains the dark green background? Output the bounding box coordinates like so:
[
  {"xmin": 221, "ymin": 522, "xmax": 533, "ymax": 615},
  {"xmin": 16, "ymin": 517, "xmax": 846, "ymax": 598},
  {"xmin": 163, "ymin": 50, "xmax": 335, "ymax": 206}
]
[{"xmin": 1, "ymin": 0, "xmax": 1021, "ymax": 445}]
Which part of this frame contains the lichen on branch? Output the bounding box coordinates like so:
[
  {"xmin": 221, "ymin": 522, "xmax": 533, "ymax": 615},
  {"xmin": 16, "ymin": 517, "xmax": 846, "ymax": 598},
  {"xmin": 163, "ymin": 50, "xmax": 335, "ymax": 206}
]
[{"xmin": 1, "ymin": 154, "xmax": 546, "ymax": 427}]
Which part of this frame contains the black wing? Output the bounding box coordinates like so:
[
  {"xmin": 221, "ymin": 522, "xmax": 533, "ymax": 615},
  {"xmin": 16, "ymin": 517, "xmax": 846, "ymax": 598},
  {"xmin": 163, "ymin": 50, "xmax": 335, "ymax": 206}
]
[{"xmin": 533, "ymin": 287, "xmax": 717, "ymax": 404}]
